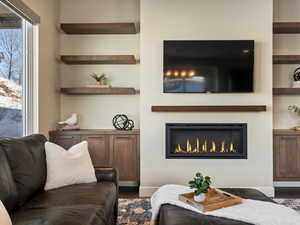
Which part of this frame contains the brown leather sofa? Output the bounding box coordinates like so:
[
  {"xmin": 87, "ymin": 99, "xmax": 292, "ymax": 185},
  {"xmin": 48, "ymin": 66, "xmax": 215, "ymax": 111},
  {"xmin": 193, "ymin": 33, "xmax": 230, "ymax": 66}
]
[
  {"xmin": 0, "ymin": 134, "xmax": 119, "ymax": 225},
  {"xmin": 158, "ymin": 188, "xmax": 274, "ymax": 225}
]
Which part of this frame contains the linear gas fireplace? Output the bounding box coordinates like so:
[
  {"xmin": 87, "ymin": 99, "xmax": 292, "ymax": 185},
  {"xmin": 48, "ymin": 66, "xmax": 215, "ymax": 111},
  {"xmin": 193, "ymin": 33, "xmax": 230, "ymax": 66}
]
[{"xmin": 166, "ymin": 123, "xmax": 247, "ymax": 159}]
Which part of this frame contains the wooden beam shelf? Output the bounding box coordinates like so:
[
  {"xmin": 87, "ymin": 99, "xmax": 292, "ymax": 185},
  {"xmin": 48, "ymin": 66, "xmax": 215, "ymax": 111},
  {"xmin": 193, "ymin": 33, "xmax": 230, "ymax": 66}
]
[
  {"xmin": 61, "ymin": 87, "xmax": 139, "ymax": 95},
  {"xmin": 273, "ymin": 129, "xmax": 300, "ymax": 135},
  {"xmin": 273, "ymin": 22, "xmax": 300, "ymax": 34},
  {"xmin": 61, "ymin": 55, "xmax": 137, "ymax": 65},
  {"xmin": 151, "ymin": 105, "xmax": 267, "ymax": 112},
  {"xmin": 273, "ymin": 88, "xmax": 300, "ymax": 95},
  {"xmin": 273, "ymin": 55, "xmax": 300, "ymax": 64},
  {"xmin": 61, "ymin": 23, "xmax": 137, "ymax": 35}
]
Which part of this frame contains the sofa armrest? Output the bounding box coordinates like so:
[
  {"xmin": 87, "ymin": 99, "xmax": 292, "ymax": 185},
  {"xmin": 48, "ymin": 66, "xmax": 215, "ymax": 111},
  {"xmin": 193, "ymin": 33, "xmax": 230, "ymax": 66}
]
[
  {"xmin": 94, "ymin": 167, "xmax": 119, "ymax": 189},
  {"xmin": 94, "ymin": 167, "xmax": 119, "ymax": 225}
]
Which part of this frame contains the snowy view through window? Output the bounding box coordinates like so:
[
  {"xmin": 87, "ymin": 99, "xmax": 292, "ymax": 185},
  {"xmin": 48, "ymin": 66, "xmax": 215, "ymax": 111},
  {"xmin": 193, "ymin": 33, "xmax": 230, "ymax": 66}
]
[{"xmin": 0, "ymin": 13, "xmax": 23, "ymax": 137}]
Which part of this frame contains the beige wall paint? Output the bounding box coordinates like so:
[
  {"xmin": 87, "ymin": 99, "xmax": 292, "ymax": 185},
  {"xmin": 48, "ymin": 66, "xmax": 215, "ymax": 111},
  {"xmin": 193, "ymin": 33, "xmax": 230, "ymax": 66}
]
[
  {"xmin": 59, "ymin": 0, "xmax": 140, "ymax": 129},
  {"xmin": 23, "ymin": 0, "xmax": 60, "ymax": 136},
  {"xmin": 273, "ymin": 0, "xmax": 300, "ymax": 129},
  {"xmin": 140, "ymin": 0, "xmax": 273, "ymax": 195}
]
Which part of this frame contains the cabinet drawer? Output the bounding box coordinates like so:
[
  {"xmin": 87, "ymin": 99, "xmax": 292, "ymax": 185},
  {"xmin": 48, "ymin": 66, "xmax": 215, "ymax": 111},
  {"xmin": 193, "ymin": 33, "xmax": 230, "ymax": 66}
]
[{"xmin": 52, "ymin": 135, "xmax": 81, "ymax": 149}]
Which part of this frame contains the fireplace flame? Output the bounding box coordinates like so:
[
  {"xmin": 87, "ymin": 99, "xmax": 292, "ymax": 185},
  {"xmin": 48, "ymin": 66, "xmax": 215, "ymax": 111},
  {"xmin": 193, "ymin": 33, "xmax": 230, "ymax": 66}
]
[
  {"xmin": 193, "ymin": 138, "xmax": 200, "ymax": 153},
  {"xmin": 174, "ymin": 138, "xmax": 236, "ymax": 154},
  {"xmin": 229, "ymin": 143, "xmax": 235, "ymax": 153},
  {"xmin": 220, "ymin": 141, "xmax": 225, "ymax": 152},
  {"xmin": 186, "ymin": 139, "xmax": 192, "ymax": 153},
  {"xmin": 210, "ymin": 141, "xmax": 216, "ymax": 152},
  {"xmin": 202, "ymin": 140, "xmax": 207, "ymax": 152}
]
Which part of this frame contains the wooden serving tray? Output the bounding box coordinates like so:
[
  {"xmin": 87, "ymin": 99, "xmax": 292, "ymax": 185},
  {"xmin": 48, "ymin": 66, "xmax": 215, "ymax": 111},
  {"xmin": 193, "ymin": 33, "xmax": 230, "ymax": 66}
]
[{"xmin": 179, "ymin": 189, "xmax": 243, "ymax": 212}]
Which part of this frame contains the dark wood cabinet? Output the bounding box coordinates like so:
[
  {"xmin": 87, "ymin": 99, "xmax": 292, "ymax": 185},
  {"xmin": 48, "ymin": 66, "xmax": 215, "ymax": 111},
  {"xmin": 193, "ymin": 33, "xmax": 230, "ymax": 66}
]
[
  {"xmin": 274, "ymin": 130, "xmax": 300, "ymax": 181},
  {"xmin": 110, "ymin": 135, "xmax": 138, "ymax": 182},
  {"xmin": 51, "ymin": 135, "xmax": 81, "ymax": 149},
  {"xmin": 82, "ymin": 135, "xmax": 110, "ymax": 167},
  {"xmin": 49, "ymin": 129, "xmax": 140, "ymax": 186}
]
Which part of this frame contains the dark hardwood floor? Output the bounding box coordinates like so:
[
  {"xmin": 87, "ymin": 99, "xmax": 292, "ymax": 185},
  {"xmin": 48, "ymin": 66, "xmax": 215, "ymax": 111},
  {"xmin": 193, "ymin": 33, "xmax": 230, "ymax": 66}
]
[{"xmin": 119, "ymin": 187, "xmax": 140, "ymax": 199}]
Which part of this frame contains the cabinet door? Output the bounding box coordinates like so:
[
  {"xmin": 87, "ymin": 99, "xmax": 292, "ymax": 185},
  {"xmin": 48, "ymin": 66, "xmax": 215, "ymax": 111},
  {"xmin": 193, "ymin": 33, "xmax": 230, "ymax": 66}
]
[
  {"xmin": 111, "ymin": 135, "xmax": 138, "ymax": 182},
  {"xmin": 81, "ymin": 135, "xmax": 110, "ymax": 167},
  {"xmin": 274, "ymin": 135, "xmax": 300, "ymax": 181},
  {"xmin": 53, "ymin": 135, "xmax": 81, "ymax": 149}
]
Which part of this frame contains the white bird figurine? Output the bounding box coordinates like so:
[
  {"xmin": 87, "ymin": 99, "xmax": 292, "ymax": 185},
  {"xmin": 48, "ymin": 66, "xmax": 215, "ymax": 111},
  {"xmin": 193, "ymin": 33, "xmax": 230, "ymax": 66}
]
[{"xmin": 58, "ymin": 113, "xmax": 78, "ymax": 126}]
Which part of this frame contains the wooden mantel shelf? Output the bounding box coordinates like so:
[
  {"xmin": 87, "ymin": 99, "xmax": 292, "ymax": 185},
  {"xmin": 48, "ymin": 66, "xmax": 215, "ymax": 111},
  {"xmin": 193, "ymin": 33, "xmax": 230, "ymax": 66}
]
[
  {"xmin": 61, "ymin": 87, "xmax": 139, "ymax": 95},
  {"xmin": 61, "ymin": 23, "xmax": 137, "ymax": 35},
  {"xmin": 273, "ymin": 88, "xmax": 300, "ymax": 95},
  {"xmin": 273, "ymin": 55, "xmax": 300, "ymax": 64},
  {"xmin": 273, "ymin": 22, "xmax": 300, "ymax": 34},
  {"xmin": 61, "ymin": 55, "xmax": 137, "ymax": 65},
  {"xmin": 273, "ymin": 129, "xmax": 300, "ymax": 135},
  {"xmin": 151, "ymin": 105, "xmax": 267, "ymax": 112}
]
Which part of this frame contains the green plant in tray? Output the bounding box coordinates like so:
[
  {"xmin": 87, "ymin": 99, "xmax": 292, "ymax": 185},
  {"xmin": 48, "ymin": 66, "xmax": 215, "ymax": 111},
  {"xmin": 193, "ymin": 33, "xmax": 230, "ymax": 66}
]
[{"xmin": 189, "ymin": 172, "xmax": 212, "ymax": 196}]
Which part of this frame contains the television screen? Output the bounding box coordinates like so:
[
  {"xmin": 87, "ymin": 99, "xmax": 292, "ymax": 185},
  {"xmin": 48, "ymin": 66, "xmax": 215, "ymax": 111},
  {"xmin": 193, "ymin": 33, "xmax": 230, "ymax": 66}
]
[{"xmin": 163, "ymin": 40, "xmax": 254, "ymax": 93}]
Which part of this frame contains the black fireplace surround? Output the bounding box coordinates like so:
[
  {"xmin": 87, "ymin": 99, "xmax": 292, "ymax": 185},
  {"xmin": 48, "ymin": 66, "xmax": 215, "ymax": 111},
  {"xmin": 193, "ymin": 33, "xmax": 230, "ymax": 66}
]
[{"xmin": 166, "ymin": 123, "xmax": 247, "ymax": 159}]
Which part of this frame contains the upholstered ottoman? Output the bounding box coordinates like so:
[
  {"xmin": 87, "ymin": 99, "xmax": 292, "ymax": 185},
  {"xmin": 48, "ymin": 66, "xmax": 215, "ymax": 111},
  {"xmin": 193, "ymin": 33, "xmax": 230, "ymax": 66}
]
[{"xmin": 157, "ymin": 188, "xmax": 274, "ymax": 225}]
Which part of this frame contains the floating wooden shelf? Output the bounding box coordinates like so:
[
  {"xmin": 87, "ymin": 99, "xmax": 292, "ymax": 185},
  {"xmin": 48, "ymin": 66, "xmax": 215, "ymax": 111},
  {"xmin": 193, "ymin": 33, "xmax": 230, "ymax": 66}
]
[
  {"xmin": 273, "ymin": 88, "xmax": 300, "ymax": 95},
  {"xmin": 61, "ymin": 23, "xmax": 137, "ymax": 34},
  {"xmin": 61, "ymin": 55, "xmax": 137, "ymax": 64},
  {"xmin": 273, "ymin": 129, "xmax": 300, "ymax": 135},
  {"xmin": 61, "ymin": 87, "xmax": 139, "ymax": 95},
  {"xmin": 273, "ymin": 55, "xmax": 300, "ymax": 64},
  {"xmin": 273, "ymin": 22, "xmax": 300, "ymax": 34},
  {"xmin": 151, "ymin": 105, "xmax": 267, "ymax": 112}
]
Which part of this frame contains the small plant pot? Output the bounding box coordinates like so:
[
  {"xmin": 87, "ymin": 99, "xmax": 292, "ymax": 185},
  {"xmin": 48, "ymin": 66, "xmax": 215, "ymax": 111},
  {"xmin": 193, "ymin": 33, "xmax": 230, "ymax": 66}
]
[
  {"xmin": 194, "ymin": 193, "xmax": 205, "ymax": 202},
  {"xmin": 96, "ymin": 81, "xmax": 103, "ymax": 86}
]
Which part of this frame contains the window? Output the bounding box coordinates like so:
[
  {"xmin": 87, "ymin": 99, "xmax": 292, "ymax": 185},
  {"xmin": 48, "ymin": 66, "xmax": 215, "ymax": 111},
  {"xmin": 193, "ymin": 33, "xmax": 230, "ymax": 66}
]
[{"xmin": 0, "ymin": 2, "xmax": 36, "ymax": 137}]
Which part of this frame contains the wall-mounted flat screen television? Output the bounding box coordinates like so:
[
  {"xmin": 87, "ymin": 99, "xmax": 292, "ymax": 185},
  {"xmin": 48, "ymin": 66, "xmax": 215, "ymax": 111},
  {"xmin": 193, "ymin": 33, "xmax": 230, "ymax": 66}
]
[{"xmin": 163, "ymin": 40, "xmax": 254, "ymax": 93}]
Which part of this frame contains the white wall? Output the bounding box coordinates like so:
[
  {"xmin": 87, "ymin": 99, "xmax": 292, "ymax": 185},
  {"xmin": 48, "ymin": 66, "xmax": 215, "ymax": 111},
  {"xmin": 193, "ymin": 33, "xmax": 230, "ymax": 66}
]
[
  {"xmin": 23, "ymin": 0, "xmax": 60, "ymax": 136},
  {"xmin": 273, "ymin": 0, "xmax": 300, "ymax": 129},
  {"xmin": 59, "ymin": 0, "xmax": 140, "ymax": 129},
  {"xmin": 140, "ymin": 0, "xmax": 273, "ymax": 195}
]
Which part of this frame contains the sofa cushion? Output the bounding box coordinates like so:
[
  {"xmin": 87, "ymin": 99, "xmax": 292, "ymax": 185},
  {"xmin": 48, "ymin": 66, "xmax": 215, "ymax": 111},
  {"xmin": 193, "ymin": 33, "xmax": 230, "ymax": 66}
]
[
  {"xmin": 24, "ymin": 182, "xmax": 117, "ymax": 220},
  {"xmin": 11, "ymin": 205, "xmax": 110, "ymax": 225},
  {"xmin": 0, "ymin": 149, "xmax": 18, "ymax": 211},
  {"xmin": 0, "ymin": 134, "xmax": 47, "ymax": 206}
]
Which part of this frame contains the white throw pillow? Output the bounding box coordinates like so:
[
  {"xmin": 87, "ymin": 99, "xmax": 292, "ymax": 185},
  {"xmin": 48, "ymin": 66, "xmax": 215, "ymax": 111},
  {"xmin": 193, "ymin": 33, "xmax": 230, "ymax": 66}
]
[
  {"xmin": 0, "ymin": 200, "xmax": 12, "ymax": 225},
  {"xmin": 44, "ymin": 141, "xmax": 97, "ymax": 191}
]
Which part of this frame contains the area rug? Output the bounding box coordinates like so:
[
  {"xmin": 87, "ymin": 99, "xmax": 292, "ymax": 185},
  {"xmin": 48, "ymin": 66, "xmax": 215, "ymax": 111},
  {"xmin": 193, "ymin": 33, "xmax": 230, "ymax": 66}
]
[
  {"xmin": 118, "ymin": 199, "xmax": 151, "ymax": 225},
  {"xmin": 118, "ymin": 198, "xmax": 300, "ymax": 225}
]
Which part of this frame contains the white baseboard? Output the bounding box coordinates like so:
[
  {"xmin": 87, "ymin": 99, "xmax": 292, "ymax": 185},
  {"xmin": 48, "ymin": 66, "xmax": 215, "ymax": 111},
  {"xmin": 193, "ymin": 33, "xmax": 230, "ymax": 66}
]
[
  {"xmin": 139, "ymin": 186, "xmax": 274, "ymax": 198},
  {"xmin": 274, "ymin": 182, "xmax": 300, "ymax": 187}
]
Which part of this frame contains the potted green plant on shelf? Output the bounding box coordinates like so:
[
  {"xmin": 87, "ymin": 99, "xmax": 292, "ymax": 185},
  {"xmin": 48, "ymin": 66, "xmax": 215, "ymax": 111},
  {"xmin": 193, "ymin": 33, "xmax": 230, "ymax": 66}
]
[
  {"xmin": 90, "ymin": 73, "xmax": 110, "ymax": 88},
  {"xmin": 189, "ymin": 172, "xmax": 212, "ymax": 202}
]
